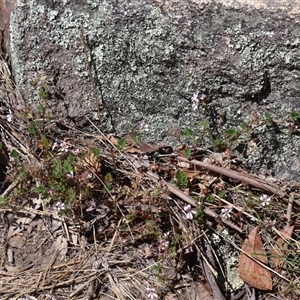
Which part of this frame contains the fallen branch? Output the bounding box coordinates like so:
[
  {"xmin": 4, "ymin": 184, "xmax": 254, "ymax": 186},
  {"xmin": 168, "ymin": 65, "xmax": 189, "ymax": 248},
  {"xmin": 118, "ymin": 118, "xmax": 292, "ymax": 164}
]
[{"xmin": 177, "ymin": 156, "xmax": 285, "ymax": 197}]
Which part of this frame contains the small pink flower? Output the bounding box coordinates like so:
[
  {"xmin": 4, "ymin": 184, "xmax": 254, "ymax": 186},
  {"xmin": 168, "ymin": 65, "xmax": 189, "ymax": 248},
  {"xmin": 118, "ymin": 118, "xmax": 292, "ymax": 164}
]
[
  {"xmin": 159, "ymin": 239, "xmax": 169, "ymax": 251},
  {"xmin": 199, "ymin": 93, "xmax": 207, "ymax": 101},
  {"xmin": 6, "ymin": 165, "xmax": 13, "ymax": 174},
  {"xmin": 146, "ymin": 287, "xmax": 158, "ymax": 299},
  {"xmin": 72, "ymin": 148, "xmax": 81, "ymax": 155},
  {"xmin": 220, "ymin": 206, "xmax": 233, "ymax": 219},
  {"xmin": 60, "ymin": 141, "xmax": 70, "ymax": 152},
  {"xmin": 51, "ymin": 142, "xmax": 58, "ymax": 150},
  {"xmin": 54, "ymin": 202, "xmax": 65, "ymax": 212},
  {"xmin": 66, "ymin": 171, "xmax": 74, "ymax": 179},
  {"xmin": 163, "ymin": 231, "xmax": 170, "ymax": 239},
  {"xmin": 191, "ymin": 92, "xmax": 199, "ymax": 111},
  {"xmin": 184, "ymin": 204, "xmax": 196, "ymax": 220},
  {"xmin": 260, "ymin": 194, "xmax": 271, "ymax": 206},
  {"xmin": 140, "ymin": 123, "xmax": 149, "ymax": 132}
]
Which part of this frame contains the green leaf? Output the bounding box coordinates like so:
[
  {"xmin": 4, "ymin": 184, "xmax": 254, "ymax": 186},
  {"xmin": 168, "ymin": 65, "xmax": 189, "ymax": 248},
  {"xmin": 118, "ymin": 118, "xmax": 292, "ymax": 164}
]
[
  {"xmin": 194, "ymin": 206, "xmax": 206, "ymax": 225},
  {"xmin": 265, "ymin": 112, "xmax": 273, "ymax": 123},
  {"xmin": 213, "ymin": 139, "xmax": 227, "ymax": 151},
  {"xmin": 66, "ymin": 153, "xmax": 76, "ymax": 163},
  {"xmin": 93, "ymin": 148, "xmax": 100, "ymax": 157},
  {"xmin": 63, "ymin": 161, "xmax": 73, "ymax": 173},
  {"xmin": 183, "ymin": 148, "xmax": 191, "ymax": 159},
  {"xmin": 290, "ymin": 110, "xmax": 299, "ymax": 122},
  {"xmin": 28, "ymin": 120, "xmax": 41, "ymax": 135},
  {"xmin": 117, "ymin": 138, "xmax": 126, "ymax": 150},
  {"xmin": 225, "ymin": 128, "xmax": 239, "ymax": 140},
  {"xmin": 40, "ymin": 134, "xmax": 50, "ymax": 151},
  {"xmin": 198, "ymin": 121, "xmax": 208, "ymax": 129},
  {"xmin": 176, "ymin": 169, "xmax": 188, "ymax": 188},
  {"xmin": 153, "ymin": 264, "xmax": 162, "ymax": 272},
  {"xmin": 103, "ymin": 184, "xmax": 112, "ymax": 193},
  {"xmin": 240, "ymin": 121, "xmax": 249, "ymax": 130},
  {"xmin": 10, "ymin": 149, "xmax": 19, "ymax": 159},
  {"xmin": 206, "ymin": 194, "xmax": 214, "ymax": 203},
  {"xmin": 39, "ymin": 84, "xmax": 49, "ymax": 99},
  {"xmin": 54, "ymin": 184, "xmax": 66, "ymax": 192},
  {"xmin": 37, "ymin": 104, "xmax": 45, "ymax": 114},
  {"xmin": 67, "ymin": 187, "xmax": 76, "ymax": 199},
  {"xmin": 131, "ymin": 135, "xmax": 139, "ymax": 146},
  {"xmin": 184, "ymin": 128, "xmax": 194, "ymax": 138},
  {"xmin": 105, "ymin": 172, "xmax": 113, "ymax": 183},
  {"xmin": 218, "ymin": 190, "xmax": 227, "ymax": 198},
  {"xmin": 35, "ymin": 185, "xmax": 46, "ymax": 194},
  {"xmin": 53, "ymin": 159, "xmax": 62, "ymax": 177}
]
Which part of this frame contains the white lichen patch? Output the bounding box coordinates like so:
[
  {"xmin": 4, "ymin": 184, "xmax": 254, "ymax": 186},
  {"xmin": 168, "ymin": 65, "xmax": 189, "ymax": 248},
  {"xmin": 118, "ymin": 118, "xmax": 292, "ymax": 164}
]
[{"xmin": 211, "ymin": 229, "xmax": 244, "ymax": 291}]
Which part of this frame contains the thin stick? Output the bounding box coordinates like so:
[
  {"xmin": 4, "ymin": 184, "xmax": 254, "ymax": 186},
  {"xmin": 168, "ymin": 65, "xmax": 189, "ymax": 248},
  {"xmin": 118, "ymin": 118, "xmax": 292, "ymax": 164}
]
[
  {"xmin": 79, "ymin": 27, "xmax": 104, "ymax": 131},
  {"xmin": 177, "ymin": 156, "xmax": 285, "ymax": 197}
]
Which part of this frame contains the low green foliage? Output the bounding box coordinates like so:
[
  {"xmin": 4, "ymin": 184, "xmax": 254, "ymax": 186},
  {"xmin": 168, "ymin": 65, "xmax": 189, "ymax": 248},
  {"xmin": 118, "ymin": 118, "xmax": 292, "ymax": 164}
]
[
  {"xmin": 182, "ymin": 147, "xmax": 191, "ymax": 159},
  {"xmin": 174, "ymin": 169, "xmax": 188, "ymax": 188},
  {"xmin": 117, "ymin": 137, "xmax": 126, "ymax": 150},
  {"xmin": 184, "ymin": 128, "xmax": 194, "ymax": 138},
  {"xmin": 2, "ymin": 92, "xmax": 300, "ymax": 298}
]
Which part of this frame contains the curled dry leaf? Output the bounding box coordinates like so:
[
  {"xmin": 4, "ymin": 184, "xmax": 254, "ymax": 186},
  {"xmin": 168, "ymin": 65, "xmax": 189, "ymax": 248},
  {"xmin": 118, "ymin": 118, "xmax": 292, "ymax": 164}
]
[{"xmin": 238, "ymin": 226, "xmax": 273, "ymax": 290}]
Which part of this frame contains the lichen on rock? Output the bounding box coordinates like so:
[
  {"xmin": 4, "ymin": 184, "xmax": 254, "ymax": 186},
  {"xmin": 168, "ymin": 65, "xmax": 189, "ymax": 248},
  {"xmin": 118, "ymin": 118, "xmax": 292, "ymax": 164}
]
[{"xmin": 9, "ymin": 0, "xmax": 300, "ymax": 179}]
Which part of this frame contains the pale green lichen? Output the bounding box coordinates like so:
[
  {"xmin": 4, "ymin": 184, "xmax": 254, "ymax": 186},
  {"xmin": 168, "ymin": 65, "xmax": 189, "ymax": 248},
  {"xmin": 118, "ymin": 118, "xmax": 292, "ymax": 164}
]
[{"xmin": 212, "ymin": 230, "xmax": 244, "ymax": 291}]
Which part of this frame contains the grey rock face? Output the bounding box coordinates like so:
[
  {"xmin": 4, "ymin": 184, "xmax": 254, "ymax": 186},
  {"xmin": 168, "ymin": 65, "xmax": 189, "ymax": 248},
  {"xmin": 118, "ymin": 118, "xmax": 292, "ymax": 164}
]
[{"xmin": 9, "ymin": 0, "xmax": 300, "ymax": 179}]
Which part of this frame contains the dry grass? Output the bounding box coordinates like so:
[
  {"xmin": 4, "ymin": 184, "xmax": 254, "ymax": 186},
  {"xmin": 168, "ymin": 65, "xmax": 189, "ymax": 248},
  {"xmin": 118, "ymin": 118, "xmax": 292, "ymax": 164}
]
[{"xmin": 1, "ymin": 48, "xmax": 300, "ymax": 300}]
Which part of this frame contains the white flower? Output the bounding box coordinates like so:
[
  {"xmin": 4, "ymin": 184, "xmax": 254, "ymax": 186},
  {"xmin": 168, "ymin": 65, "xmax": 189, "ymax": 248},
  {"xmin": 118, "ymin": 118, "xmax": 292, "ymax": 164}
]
[
  {"xmin": 184, "ymin": 244, "xmax": 194, "ymax": 254},
  {"xmin": 260, "ymin": 194, "xmax": 271, "ymax": 206},
  {"xmin": 163, "ymin": 231, "xmax": 170, "ymax": 239},
  {"xmin": 54, "ymin": 202, "xmax": 65, "ymax": 212},
  {"xmin": 184, "ymin": 204, "xmax": 196, "ymax": 220},
  {"xmin": 60, "ymin": 141, "xmax": 69, "ymax": 152},
  {"xmin": 191, "ymin": 92, "xmax": 199, "ymax": 111},
  {"xmin": 159, "ymin": 231, "xmax": 170, "ymax": 251},
  {"xmin": 6, "ymin": 109, "xmax": 13, "ymax": 122},
  {"xmin": 220, "ymin": 206, "xmax": 233, "ymax": 219},
  {"xmin": 66, "ymin": 171, "xmax": 74, "ymax": 179},
  {"xmin": 72, "ymin": 148, "xmax": 81, "ymax": 155},
  {"xmin": 51, "ymin": 142, "xmax": 58, "ymax": 150},
  {"xmin": 146, "ymin": 287, "xmax": 158, "ymax": 300},
  {"xmin": 140, "ymin": 123, "xmax": 149, "ymax": 132},
  {"xmin": 159, "ymin": 239, "xmax": 169, "ymax": 251}
]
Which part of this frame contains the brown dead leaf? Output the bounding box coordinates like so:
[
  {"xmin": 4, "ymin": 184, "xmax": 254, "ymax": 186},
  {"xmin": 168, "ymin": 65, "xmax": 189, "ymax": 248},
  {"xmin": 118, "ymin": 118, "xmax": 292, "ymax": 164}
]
[
  {"xmin": 82, "ymin": 152, "xmax": 101, "ymax": 172},
  {"xmin": 270, "ymin": 225, "xmax": 295, "ymax": 269},
  {"xmin": 108, "ymin": 136, "xmax": 119, "ymax": 145},
  {"xmin": 8, "ymin": 235, "xmax": 26, "ymax": 249},
  {"xmin": 143, "ymin": 244, "xmax": 153, "ymax": 258},
  {"xmin": 198, "ymin": 183, "xmax": 209, "ymax": 195},
  {"xmin": 239, "ymin": 226, "xmax": 273, "ymax": 290},
  {"xmin": 177, "ymin": 161, "xmax": 190, "ymax": 168}
]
